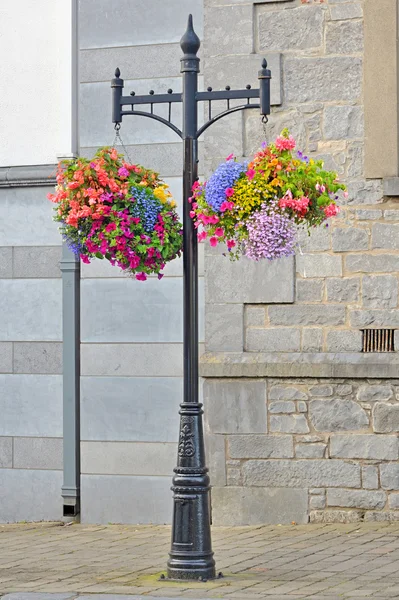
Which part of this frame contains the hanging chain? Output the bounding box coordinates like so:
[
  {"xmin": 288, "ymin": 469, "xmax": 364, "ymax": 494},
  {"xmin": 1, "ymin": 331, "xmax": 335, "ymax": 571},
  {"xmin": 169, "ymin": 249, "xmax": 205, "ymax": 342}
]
[
  {"xmin": 112, "ymin": 122, "xmax": 133, "ymax": 163},
  {"xmin": 262, "ymin": 114, "xmax": 269, "ymax": 146}
]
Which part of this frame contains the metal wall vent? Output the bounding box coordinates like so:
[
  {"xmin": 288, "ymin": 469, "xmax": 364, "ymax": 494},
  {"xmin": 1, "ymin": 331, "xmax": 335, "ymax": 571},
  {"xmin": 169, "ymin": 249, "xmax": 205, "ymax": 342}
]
[{"xmin": 362, "ymin": 329, "xmax": 395, "ymax": 353}]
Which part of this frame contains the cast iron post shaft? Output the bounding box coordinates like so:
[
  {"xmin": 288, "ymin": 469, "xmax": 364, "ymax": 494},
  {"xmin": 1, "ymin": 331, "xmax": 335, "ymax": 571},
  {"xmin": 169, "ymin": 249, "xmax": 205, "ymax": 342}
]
[{"xmin": 167, "ymin": 15, "xmax": 215, "ymax": 581}]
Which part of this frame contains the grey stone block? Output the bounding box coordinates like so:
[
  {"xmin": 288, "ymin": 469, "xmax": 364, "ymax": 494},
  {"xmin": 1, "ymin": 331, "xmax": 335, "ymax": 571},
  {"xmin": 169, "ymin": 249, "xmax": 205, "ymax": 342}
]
[
  {"xmin": 0, "ymin": 280, "xmax": 62, "ymax": 341},
  {"xmin": 13, "ymin": 247, "xmax": 61, "ymax": 278},
  {"xmin": 205, "ymin": 255, "xmax": 295, "ymax": 304},
  {"xmin": 204, "ymin": 54, "xmax": 282, "ymax": 106},
  {"xmin": 269, "ymin": 401, "xmax": 296, "ymax": 414},
  {"xmin": 0, "ymin": 186, "xmax": 61, "ymax": 246},
  {"xmin": 309, "ymin": 385, "xmax": 334, "ymax": 397},
  {"xmin": 356, "ymin": 209, "xmax": 383, "ymax": 220},
  {"xmin": 373, "ymin": 403, "xmax": 399, "ymax": 433},
  {"xmin": 296, "ymin": 443, "xmax": 326, "ymax": 459},
  {"xmin": 0, "ymin": 469, "xmax": 62, "ymax": 523},
  {"xmin": 362, "ymin": 465, "xmax": 379, "ymax": 490},
  {"xmin": 228, "ymin": 435, "xmax": 293, "ymax": 459},
  {"xmin": 310, "ymin": 487, "xmax": 325, "ymax": 495},
  {"xmin": 302, "ymin": 328, "xmax": 323, "ymax": 352},
  {"xmin": 81, "ymin": 377, "xmax": 181, "ymax": 442},
  {"xmin": 362, "ymin": 275, "xmax": 399, "ymax": 309},
  {"xmin": 205, "ymin": 433, "xmax": 226, "ymax": 486},
  {"xmin": 81, "ymin": 474, "xmax": 172, "ymax": 524},
  {"xmin": 336, "ymin": 384, "xmax": 353, "ymax": 396},
  {"xmin": 310, "ymin": 510, "xmax": 364, "ymax": 523},
  {"xmin": 309, "ymin": 399, "xmax": 369, "ymax": 432},
  {"xmin": 258, "ymin": 6, "xmax": 323, "ymax": 51},
  {"xmin": 80, "ymin": 0, "xmax": 203, "ymax": 48},
  {"xmin": 13, "ymin": 437, "xmax": 63, "ymax": 470},
  {"xmin": 350, "ymin": 309, "xmax": 399, "ymax": 328},
  {"xmin": 330, "ymin": 434, "xmax": 399, "ymax": 460},
  {"xmin": 2, "ymin": 595, "xmax": 76, "ymax": 600},
  {"xmin": 310, "ymin": 495, "xmax": 326, "ymax": 509},
  {"xmin": 296, "ymin": 279, "xmax": 323, "ymax": 302},
  {"xmin": 0, "ymin": 247, "xmax": 12, "ymax": 277},
  {"xmin": 326, "ymin": 330, "xmax": 363, "ymax": 352},
  {"xmin": 327, "ymin": 489, "xmax": 386, "ymax": 510},
  {"xmin": 0, "ymin": 375, "xmax": 62, "ymax": 437},
  {"xmin": 245, "ymin": 306, "xmax": 266, "ymax": 327},
  {"xmin": 357, "ymin": 385, "xmax": 394, "ymax": 402},
  {"xmin": 81, "ymin": 143, "xmax": 183, "ymax": 178},
  {"xmin": 346, "ymin": 179, "xmax": 383, "ymax": 205},
  {"xmin": 81, "ymin": 43, "xmax": 182, "ymax": 83},
  {"xmin": 206, "ymin": 303, "xmax": 243, "ymax": 352},
  {"xmin": 297, "ymin": 226, "xmax": 331, "ymax": 252},
  {"xmin": 81, "ymin": 441, "xmax": 176, "ymax": 476},
  {"xmin": 81, "ymin": 278, "xmax": 204, "ymax": 343},
  {"xmin": 330, "ymin": 2, "xmax": 363, "ymax": 20},
  {"xmin": 269, "ymin": 386, "xmax": 307, "ymax": 401},
  {"xmin": 270, "ymin": 414, "xmax": 309, "ymax": 434},
  {"xmin": 297, "ymin": 401, "xmax": 307, "ymax": 413},
  {"xmin": 384, "ymin": 209, "xmax": 399, "ymax": 220},
  {"xmin": 268, "ymin": 305, "xmax": 345, "ymax": 326},
  {"xmin": 205, "ymin": 379, "xmax": 267, "ymax": 434},
  {"xmin": 372, "ymin": 223, "xmax": 399, "ymax": 250},
  {"xmin": 82, "ymin": 343, "xmax": 185, "ymax": 377},
  {"xmin": 326, "ymin": 278, "xmax": 360, "ymax": 303},
  {"xmin": 297, "ymin": 254, "xmax": 342, "ymax": 278},
  {"xmin": 13, "ymin": 342, "xmax": 62, "ymax": 374},
  {"xmin": 324, "ymin": 106, "xmax": 364, "ymax": 140},
  {"xmin": 381, "ymin": 464, "xmax": 399, "ymax": 490},
  {"xmin": 243, "ymin": 459, "xmax": 361, "ymax": 488},
  {"xmin": 346, "ymin": 254, "xmax": 399, "ymax": 273},
  {"xmin": 389, "ymin": 494, "xmax": 399, "ymax": 509},
  {"xmin": 326, "ymin": 21, "xmax": 363, "ymax": 55},
  {"xmin": 285, "ymin": 57, "xmax": 362, "ymax": 103},
  {"xmin": 332, "ymin": 228, "xmax": 369, "ymax": 252},
  {"xmin": 246, "ymin": 328, "xmax": 301, "ymax": 352},
  {"xmin": 205, "ymin": 4, "xmax": 253, "ymax": 56},
  {"xmin": 0, "ymin": 437, "xmax": 12, "ymax": 467},
  {"xmin": 0, "ymin": 342, "xmax": 12, "ymax": 373},
  {"xmin": 211, "ymin": 487, "xmax": 308, "ymax": 526}
]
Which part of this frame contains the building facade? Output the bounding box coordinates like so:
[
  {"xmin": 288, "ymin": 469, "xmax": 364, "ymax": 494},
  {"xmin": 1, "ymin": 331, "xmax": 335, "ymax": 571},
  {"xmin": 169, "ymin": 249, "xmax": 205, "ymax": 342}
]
[{"xmin": 1, "ymin": 0, "xmax": 399, "ymax": 525}]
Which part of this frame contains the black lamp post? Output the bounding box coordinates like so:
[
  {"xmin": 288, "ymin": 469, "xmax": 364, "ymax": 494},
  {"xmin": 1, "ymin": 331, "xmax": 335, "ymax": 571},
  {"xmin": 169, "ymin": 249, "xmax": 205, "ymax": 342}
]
[{"xmin": 111, "ymin": 15, "xmax": 271, "ymax": 581}]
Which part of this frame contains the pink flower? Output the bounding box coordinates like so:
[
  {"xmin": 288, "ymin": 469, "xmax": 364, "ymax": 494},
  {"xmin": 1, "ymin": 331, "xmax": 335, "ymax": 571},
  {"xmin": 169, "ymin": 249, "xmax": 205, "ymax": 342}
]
[
  {"xmin": 209, "ymin": 236, "xmax": 218, "ymax": 247},
  {"xmin": 275, "ymin": 135, "xmax": 296, "ymax": 152},
  {"xmin": 198, "ymin": 231, "xmax": 207, "ymax": 242},
  {"xmin": 136, "ymin": 272, "xmax": 147, "ymax": 281},
  {"xmin": 343, "ymin": 191, "xmax": 349, "ymax": 199},
  {"xmin": 80, "ymin": 254, "xmax": 90, "ymax": 264},
  {"xmin": 225, "ymin": 187, "xmax": 234, "ymax": 197},
  {"xmin": 215, "ymin": 227, "xmax": 224, "ymax": 238},
  {"xmin": 158, "ymin": 273, "xmax": 164, "ymax": 280},
  {"xmin": 189, "ymin": 211, "xmax": 196, "ymax": 218},
  {"xmin": 324, "ymin": 204, "xmax": 340, "ymax": 218},
  {"xmin": 279, "ymin": 192, "xmax": 310, "ymax": 217},
  {"xmin": 118, "ymin": 167, "xmax": 129, "ymax": 178},
  {"xmin": 246, "ymin": 169, "xmax": 256, "ymax": 180},
  {"xmin": 316, "ymin": 183, "xmax": 326, "ymax": 193},
  {"xmin": 226, "ymin": 153, "xmax": 234, "ymax": 161},
  {"xmin": 192, "ymin": 181, "xmax": 200, "ymax": 191},
  {"xmin": 105, "ymin": 222, "xmax": 116, "ymax": 232},
  {"xmin": 220, "ymin": 200, "xmax": 235, "ymax": 212},
  {"xmin": 227, "ymin": 239, "xmax": 236, "ymax": 250}
]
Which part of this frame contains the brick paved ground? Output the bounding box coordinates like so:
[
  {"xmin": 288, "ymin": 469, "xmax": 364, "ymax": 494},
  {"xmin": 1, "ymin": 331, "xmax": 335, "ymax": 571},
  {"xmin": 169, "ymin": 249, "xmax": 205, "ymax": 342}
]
[{"xmin": 2, "ymin": 522, "xmax": 399, "ymax": 599}]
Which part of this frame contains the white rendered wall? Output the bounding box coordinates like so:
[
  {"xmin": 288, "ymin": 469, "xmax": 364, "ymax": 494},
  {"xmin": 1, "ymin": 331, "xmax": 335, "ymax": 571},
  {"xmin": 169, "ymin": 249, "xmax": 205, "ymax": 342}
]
[{"xmin": 0, "ymin": 0, "xmax": 78, "ymax": 167}]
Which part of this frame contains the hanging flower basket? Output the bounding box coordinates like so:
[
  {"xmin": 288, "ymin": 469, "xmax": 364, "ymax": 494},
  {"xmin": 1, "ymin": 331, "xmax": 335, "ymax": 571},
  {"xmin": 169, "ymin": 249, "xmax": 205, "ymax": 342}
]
[
  {"xmin": 48, "ymin": 148, "xmax": 183, "ymax": 281},
  {"xmin": 190, "ymin": 129, "xmax": 347, "ymax": 261}
]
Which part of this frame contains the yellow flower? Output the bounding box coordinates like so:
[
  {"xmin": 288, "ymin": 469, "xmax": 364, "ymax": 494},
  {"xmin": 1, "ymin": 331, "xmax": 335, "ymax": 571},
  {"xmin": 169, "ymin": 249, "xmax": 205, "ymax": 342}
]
[{"xmin": 153, "ymin": 187, "xmax": 168, "ymax": 203}]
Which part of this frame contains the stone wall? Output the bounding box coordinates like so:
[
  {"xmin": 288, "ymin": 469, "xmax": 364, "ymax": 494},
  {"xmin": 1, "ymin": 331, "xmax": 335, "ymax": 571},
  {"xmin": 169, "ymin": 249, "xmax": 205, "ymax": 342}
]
[
  {"xmin": 201, "ymin": 0, "xmax": 399, "ymax": 523},
  {"xmin": 204, "ymin": 377, "xmax": 399, "ymax": 524}
]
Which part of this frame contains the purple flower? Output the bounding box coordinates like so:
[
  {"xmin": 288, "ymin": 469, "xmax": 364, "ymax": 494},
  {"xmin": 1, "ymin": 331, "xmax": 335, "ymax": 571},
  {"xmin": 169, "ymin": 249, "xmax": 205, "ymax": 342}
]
[
  {"xmin": 297, "ymin": 150, "xmax": 309, "ymax": 164},
  {"xmin": 244, "ymin": 200, "xmax": 296, "ymax": 261},
  {"xmin": 118, "ymin": 167, "xmax": 129, "ymax": 178},
  {"xmin": 205, "ymin": 160, "xmax": 247, "ymax": 212}
]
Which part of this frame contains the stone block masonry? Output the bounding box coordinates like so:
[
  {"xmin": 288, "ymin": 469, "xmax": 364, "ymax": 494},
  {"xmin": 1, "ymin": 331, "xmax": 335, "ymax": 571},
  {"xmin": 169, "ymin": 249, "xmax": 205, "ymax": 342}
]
[{"xmin": 204, "ymin": 378, "xmax": 399, "ymax": 525}]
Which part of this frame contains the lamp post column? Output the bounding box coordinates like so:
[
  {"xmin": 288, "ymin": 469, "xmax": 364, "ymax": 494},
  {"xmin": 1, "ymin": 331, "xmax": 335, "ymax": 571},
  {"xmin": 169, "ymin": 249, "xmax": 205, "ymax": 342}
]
[{"xmin": 167, "ymin": 16, "xmax": 215, "ymax": 581}]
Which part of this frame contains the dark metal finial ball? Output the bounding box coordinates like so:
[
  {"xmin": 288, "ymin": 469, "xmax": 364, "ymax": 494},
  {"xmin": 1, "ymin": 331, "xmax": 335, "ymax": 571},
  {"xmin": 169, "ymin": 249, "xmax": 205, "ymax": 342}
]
[
  {"xmin": 130, "ymin": 91, "xmax": 135, "ymax": 96},
  {"xmin": 225, "ymin": 85, "xmax": 231, "ymax": 91},
  {"xmin": 149, "ymin": 90, "xmax": 155, "ymax": 95},
  {"xmin": 207, "ymin": 86, "xmax": 212, "ymax": 92},
  {"xmin": 262, "ymin": 58, "xmax": 268, "ymax": 69},
  {"xmin": 180, "ymin": 14, "xmax": 201, "ymax": 56},
  {"xmin": 246, "ymin": 84, "xmax": 251, "ymax": 90},
  {"xmin": 167, "ymin": 88, "xmax": 173, "ymax": 94},
  {"xmin": 115, "ymin": 67, "xmax": 121, "ymax": 78}
]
